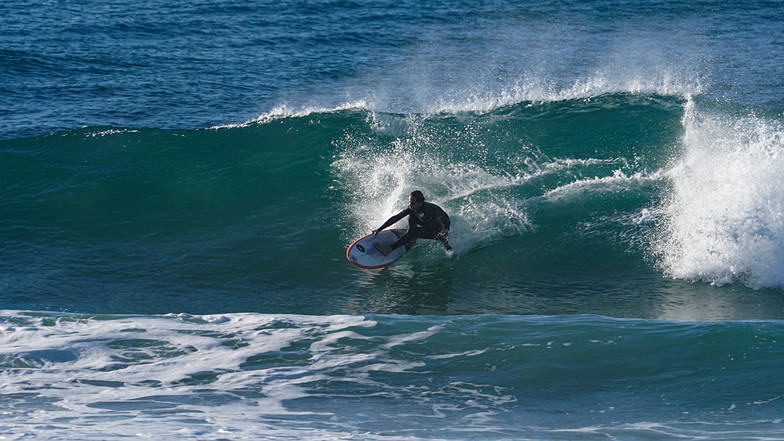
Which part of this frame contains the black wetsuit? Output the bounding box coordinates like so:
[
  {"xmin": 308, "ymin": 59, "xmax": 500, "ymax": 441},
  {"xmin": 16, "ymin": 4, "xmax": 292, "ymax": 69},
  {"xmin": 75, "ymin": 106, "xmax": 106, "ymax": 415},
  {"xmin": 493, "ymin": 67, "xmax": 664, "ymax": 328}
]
[{"xmin": 377, "ymin": 202, "xmax": 452, "ymax": 251}]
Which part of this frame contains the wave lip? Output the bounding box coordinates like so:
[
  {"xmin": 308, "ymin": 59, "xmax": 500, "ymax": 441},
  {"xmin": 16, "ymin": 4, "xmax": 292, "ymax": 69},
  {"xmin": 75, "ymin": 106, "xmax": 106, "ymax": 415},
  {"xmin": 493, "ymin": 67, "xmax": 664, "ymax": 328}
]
[
  {"xmin": 210, "ymin": 100, "xmax": 373, "ymax": 129},
  {"xmin": 216, "ymin": 62, "xmax": 701, "ymax": 130},
  {"xmin": 430, "ymin": 72, "xmax": 700, "ymax": 116}
]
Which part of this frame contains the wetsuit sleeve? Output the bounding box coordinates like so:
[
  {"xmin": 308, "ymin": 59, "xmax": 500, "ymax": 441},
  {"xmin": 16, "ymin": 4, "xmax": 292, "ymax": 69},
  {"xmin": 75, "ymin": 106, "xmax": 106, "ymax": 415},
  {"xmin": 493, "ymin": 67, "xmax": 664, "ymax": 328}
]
[{"xmin": 376, "ymin": 208, "xmax": 411, "ymax": 232}]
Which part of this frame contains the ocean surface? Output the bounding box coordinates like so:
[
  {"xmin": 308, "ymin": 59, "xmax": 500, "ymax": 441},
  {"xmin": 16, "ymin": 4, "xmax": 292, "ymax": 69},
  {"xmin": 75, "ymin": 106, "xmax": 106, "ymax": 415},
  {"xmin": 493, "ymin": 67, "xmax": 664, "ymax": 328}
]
[{"xmin": 2, "ymin": 0, "xmax": 784, "ymax": 439}]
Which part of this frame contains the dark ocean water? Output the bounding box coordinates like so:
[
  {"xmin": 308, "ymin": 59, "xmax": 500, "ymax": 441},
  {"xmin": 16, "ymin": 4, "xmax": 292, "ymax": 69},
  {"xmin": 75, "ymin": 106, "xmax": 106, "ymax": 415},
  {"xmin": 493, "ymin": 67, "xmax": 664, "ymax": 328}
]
[{"xmin": 2, "ymin": 0, "xmax": 784, "ymax": 439}]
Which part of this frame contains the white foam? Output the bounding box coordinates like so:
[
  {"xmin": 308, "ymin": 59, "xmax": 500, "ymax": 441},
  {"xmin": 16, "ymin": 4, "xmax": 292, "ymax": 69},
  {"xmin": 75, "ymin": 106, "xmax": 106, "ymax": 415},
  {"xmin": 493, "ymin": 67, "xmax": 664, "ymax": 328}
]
[
  {"xmin": 0, "ymin": 312, "xmax": 394, "ymax": 439},
  {"xmin": 0, "ymin": 311, "xmax": 529, "ymax": 440},
  {"xmin": 544, "ymin": 169, "xmax": 665, "ymax": 202},
  {"xmin": 658, "ymin": 99, "xmax": 784, "ymax": 288},
  {"xmin": 210, "ymin": 101, "xmax": 371, "ymax": 129},
  {"xmin": 427, "ymin": 70, "xmax": 699, "ymax": 115},
  {"xmin": 382, "ymin": 325, "xmax": 443, "ymax": 350},
  {"xmin": 0, "ymin": 312, "xmax": 374, "ymax": 405}
]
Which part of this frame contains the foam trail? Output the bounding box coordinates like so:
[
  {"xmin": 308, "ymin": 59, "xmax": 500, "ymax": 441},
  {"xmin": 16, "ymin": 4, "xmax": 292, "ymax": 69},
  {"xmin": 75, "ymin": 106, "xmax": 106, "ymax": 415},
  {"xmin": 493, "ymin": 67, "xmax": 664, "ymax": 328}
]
[
  {"xmin": 543, "ymin": 168, "xmax": 666, "ymax": 202},
  {"xmin": 659, "ymin": 99, "xmax": 784, "ymax": 288}
]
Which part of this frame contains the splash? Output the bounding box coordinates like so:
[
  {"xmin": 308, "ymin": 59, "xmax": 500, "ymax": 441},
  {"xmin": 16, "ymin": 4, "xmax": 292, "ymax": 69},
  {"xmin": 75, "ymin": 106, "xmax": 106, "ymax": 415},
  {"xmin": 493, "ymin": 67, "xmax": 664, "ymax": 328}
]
[
  {"xmin": 658, "ymin": 99, "xmax": 784, "ymax": 288},
  {"xmin": 331, "ymin": 115, "xmax": 533, "ymax": 254}
]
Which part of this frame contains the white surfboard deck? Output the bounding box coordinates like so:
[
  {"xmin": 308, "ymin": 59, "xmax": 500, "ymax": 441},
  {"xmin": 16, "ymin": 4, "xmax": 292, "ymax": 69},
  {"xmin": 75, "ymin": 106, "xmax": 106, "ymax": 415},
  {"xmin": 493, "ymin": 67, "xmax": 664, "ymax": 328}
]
[{"xmin": 346, "ymin": 229, "xmax": 408, "ymax": 269}]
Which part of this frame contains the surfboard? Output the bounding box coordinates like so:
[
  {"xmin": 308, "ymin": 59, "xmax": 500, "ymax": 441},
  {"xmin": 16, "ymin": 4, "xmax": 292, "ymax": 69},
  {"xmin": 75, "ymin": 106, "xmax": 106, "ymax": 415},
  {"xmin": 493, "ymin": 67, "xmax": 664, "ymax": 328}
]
[{"xmin": 346, "ymin": 229, "xmax": 408, "ymax": 269}]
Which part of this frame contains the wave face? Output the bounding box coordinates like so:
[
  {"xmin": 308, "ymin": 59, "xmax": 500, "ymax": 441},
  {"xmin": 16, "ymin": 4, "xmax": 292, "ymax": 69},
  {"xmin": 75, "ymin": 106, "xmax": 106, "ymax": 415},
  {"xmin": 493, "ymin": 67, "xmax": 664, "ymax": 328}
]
[
  {"xmin": 3, "ymin": 94, "xmax": 784, "ymax": 319},
  {"xmin": 2, "ymin": 311, "xmax": 783, "ymax": 440}
]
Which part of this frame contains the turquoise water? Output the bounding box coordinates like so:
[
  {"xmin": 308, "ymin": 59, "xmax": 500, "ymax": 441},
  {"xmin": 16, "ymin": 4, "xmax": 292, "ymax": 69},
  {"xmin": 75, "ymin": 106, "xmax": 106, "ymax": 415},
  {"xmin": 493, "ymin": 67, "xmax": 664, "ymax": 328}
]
[{"xmin": 2, "ymin": 0, "xmax": 784, "ymax": 439}]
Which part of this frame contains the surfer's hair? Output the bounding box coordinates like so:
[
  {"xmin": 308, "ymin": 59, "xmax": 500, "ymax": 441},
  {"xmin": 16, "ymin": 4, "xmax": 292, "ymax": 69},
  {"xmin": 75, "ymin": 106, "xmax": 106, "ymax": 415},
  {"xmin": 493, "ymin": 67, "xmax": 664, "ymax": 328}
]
[{"xmin": 410, "ymin": 190, "xmax": 425, "ymax": 203}]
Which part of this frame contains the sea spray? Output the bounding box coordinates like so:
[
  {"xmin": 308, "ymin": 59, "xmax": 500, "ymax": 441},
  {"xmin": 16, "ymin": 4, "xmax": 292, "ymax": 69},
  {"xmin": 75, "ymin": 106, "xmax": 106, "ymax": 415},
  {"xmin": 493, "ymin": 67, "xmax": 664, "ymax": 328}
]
[
  {"xmin": 659, "ymin": 98, "xmax": 784, "ymax": 288},
  {"xmin": 331, "ymin": 111, "xmax": 534, "ymax": 254}
]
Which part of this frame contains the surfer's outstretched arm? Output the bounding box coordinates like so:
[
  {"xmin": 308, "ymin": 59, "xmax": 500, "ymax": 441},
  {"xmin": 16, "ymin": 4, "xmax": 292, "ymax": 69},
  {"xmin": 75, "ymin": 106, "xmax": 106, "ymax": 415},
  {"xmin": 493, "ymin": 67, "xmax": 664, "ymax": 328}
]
[{"xmin": 373, "ymin": 208, "xmax": 411, "ymax": 235}]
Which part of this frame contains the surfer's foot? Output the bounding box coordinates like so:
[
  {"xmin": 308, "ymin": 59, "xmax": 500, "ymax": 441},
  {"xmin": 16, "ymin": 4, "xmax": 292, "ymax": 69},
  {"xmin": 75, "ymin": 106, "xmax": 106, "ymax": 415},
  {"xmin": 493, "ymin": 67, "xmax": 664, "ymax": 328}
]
[{"xmin": 374, "ymin": 242, "xmax": 392, "ymax": 256}]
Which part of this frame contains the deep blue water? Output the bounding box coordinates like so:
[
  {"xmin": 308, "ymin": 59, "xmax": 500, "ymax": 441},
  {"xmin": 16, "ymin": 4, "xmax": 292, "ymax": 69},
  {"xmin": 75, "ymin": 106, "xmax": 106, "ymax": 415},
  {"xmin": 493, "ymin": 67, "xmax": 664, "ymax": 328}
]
[{"xmin": 2, "ymin": 0, "xmax": 784, "ymax": 439}]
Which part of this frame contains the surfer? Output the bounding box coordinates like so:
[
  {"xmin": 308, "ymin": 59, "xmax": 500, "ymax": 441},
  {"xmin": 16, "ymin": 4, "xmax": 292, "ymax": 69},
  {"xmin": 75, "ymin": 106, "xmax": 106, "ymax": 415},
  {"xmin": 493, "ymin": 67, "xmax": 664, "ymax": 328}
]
[{"xmin": 373, "ymin": 190, "xmax": 457, "ymax": 257}]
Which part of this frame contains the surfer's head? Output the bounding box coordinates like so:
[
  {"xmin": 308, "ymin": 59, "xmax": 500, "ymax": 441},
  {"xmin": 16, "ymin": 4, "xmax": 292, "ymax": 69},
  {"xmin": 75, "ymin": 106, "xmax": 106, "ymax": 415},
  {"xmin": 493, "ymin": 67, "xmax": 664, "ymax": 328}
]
[{"xmin": 409, "ymin": 190, "xmax": 425, "ymax": 211}]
